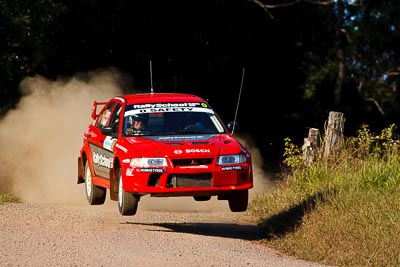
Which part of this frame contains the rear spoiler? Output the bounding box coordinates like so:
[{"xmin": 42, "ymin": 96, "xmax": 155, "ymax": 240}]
[{"xmin": 91, "ymin": 101, "xmax": 107, "ymax": 120}]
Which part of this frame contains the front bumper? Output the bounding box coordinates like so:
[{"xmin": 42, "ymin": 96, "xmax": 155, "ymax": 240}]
[{"xmin": 121, "ymin": 164, "xmax": 253, "ymax": 197}]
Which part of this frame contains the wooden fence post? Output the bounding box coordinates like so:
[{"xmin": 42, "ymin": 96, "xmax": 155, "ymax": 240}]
[
  {"xmin": 323, "ymin": 111, "xmax": 345, "ymax": 157},
  {"xmin": 302, "ymin": 128, "xmax": 320, "ymax": 166}
]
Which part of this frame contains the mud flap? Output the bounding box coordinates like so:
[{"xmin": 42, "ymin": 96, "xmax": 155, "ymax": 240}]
[
  {"xmin": 77, "ymin": 157, "xmax": 85, "ymax": 184},
  {"xmin": 109, "ymin": 168, "xmax": 118, "ymax": 201}
]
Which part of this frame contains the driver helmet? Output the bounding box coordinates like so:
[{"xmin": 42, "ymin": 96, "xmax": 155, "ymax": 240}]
[{"xmin": 130, "ymin": 113, "xmax": 149, "ymax": 125}]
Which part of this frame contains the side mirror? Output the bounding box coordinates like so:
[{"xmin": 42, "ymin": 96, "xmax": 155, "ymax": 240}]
[{"xmin": 101, "ymin": 127, "xmax": 117, "ymax": 138}]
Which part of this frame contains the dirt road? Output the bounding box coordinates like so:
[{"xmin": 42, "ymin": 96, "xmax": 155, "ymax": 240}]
[
  {"xmin": 0, "ymin": 198, "xmax": 328, "ymax": 267},
  {"xmin": 0, "ymin": 73, "xmax": 330, "ymax": 266}
]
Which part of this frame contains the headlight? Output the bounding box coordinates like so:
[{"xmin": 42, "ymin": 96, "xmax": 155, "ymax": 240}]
[
  {"xmin": 217, "ymin": 154, "xmax": 246, "ymax": 165},
  {"xmin": 130, "ymin": 158, "xmax": 167, "ymax": 167}
]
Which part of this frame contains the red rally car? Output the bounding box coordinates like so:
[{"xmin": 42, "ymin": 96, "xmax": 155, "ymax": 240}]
[{"xmin": 77, "ymin": 92, "xmax": 253, "ymax": 216}]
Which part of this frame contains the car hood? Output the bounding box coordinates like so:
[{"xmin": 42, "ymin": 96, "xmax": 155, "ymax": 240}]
[{"xmin": 118, "ymin": 134, "xmax": 243, "ymax": 158}]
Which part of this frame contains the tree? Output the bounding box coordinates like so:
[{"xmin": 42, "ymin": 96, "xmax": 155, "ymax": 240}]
[
  {"xmin": 247, "ymin": 0, "xmax": 400, "ymax": 133},
  {"xmin": 0, "ymin": 0, "xmax": 67, "ymax": 113}
]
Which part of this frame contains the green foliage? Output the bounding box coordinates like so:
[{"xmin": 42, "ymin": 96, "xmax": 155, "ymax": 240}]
[
  {"xmin": 346, "ymin": 123, "xmax": 399, "ymax": 159},
  {"xmin": 346, "ymin": 1, "xmax": 400, "ymax": 116},
  {"xmin": 0, "ymin": 0, "xmax": 68, "ymax": 113},
  {"xmin": 248, "ymin": 124, "xmax": 400, "ymax": 267},
  {"xmin": 0, "ymin": 192, "xmax": 22, "ymax": 205},
  {"xmin": 0, "ymin": 0, "xmax": 67, "ymax": 77},
  {"xmin": 302, "ymin": 55, "xmax": 337, "ymax": 100},
  {"xmin": 282, "ymin": 137, "xmax": 303, "ymax": 168}
]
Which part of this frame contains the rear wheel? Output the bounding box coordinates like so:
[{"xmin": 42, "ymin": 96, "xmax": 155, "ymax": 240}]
[
  {"xmin": 228, "ymin": 190, "xmax": 248, "ymax": 212},
  {"xmin": 117, "ymin": 169, "xmax": 139, "ymax": 216},
  {"xmin": 84, "ymin": 161, "xmax": 106, "ymax": 205}
]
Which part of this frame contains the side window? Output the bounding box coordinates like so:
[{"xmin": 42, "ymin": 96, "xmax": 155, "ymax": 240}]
[
  {"xmin": 95, "ymin": 102, "xmax": 115, "ymax": 129},
  {"xmin": 109, "ymin": 104, "xmax": 122, "ymax": 136}
]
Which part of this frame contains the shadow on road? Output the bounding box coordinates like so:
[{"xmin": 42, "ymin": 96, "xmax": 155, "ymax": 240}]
[
  {"xmin": 125, "ymin": 221, "xmax": 264, "ymax": 240},
  {"xmin": 121, "ymin": 189, "xmax": 335, "ymax": 242}
]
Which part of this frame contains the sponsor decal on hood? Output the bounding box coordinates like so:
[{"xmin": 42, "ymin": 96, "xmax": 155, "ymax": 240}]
[{"xmin": 147, "ymin": 134, "xmax": 215, "ymax": 141}]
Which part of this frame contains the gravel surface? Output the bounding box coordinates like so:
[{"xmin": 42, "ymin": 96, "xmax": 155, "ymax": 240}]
[
  {"xmin": 0, "ymin": 72, "xmax": 333, "ymax": 267},
  {"xmin": 0, "ymin": 199, "xmax": 331, "ymax": 267}
]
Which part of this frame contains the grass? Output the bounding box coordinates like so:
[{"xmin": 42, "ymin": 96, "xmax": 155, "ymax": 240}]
[
  {"xmin": 0, "ymin": 192, "xmax": 22, "ymax": 205},
  {"xmin": 247, "ymin": 124, "xmax": 400, "ymax": 267}
]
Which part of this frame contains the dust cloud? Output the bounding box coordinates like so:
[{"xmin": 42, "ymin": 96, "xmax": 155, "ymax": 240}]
[
  {"xmin": 0, "ymin": 68, "xmax": 273, "ymax": 212},
  {"xmin": 0, "ymin": 68, "xmax": 124, "ymax": 205}
]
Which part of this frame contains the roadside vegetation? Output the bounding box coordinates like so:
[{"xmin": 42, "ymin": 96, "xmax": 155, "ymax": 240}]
[
  {"xmin": 0, "ymin": 192, "xmax": 22, "ymax": 205},
  {"xmin": 248, "ymin": 124, "xmax": 400, "ymax": 267}
]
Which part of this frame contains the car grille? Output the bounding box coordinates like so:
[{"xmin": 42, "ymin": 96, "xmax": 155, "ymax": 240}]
[{"xmin": 167, "ymin": 173, "xmax": 212, "ymax": 188}]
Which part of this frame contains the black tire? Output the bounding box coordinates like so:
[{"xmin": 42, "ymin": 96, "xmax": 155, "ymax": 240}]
[
  {"xmin": 193, "ymin": 196, "xmax": 211, "ymax": 201},
  {"xmin": 117, "ymin": 169, "xmax": 139, "ymax": 216},
  {"xmin": 84, "ymin": 161, "xmax": 106, "ymax": 205},
  {"xmin": 228, "ymin": 190, "xmax": 248, "ymax": 212}
]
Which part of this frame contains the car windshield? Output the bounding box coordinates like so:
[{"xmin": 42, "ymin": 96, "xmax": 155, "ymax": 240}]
[{"xmin": 123, "ymin": 104, "xmax": 226, "ymax": 137}]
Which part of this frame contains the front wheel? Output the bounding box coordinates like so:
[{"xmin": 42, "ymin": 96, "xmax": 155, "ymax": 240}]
[
  {"xmin": 117, "ymin": 169, "xmax": 139, "ymax": 216},
  {"xmin": 84, "ymin": 161, "xmax": 106, "ymax": 205},
  {"xmin": 228, "ymin": 190, "xmax": 248, "ymax": 212}
]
